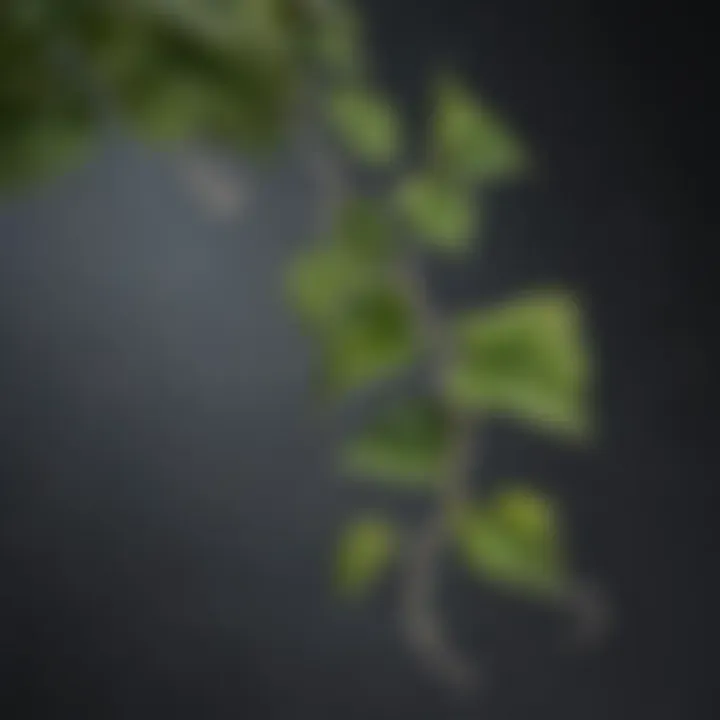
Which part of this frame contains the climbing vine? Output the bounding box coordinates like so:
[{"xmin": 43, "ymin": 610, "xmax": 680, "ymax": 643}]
[{"xmin": 1, "ymin": 0, "xmax": 606, "ymax": 690}]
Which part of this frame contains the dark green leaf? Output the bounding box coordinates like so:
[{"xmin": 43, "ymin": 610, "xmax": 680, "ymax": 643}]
[
  {"xmin": 284, "ymin": 198, "xmax": 395, "ymax": 331},
  {"xmin": 0, "ymin": 114, "xmax": 94, "ymax": 189},
  {"xmin": 341, "ymin": 398, "xmax": 452, "ymax": 485},
  {"xmin": 319, "ymin": 285, "xmax": 418, "ymax": 397}
]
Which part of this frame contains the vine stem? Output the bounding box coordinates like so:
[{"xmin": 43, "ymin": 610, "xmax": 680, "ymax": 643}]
[
  {"xmin": 293, "ymin": 14, "xmax": 483, "ymax": 682},
  {"xmin": 394, "ymin": 258, "xmax": 482, "ymax": 691}
]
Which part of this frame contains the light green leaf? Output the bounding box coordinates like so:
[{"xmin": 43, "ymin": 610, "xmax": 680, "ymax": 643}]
[
  {"xmin": 327, "ymin": 86, "xmax": 401, "ymax": 164},
  {"xmin": 334, "ymin": 515, "xmax": 399, "ymax": 599},
  {"xmin": 444, "ymin": 289, "xmax": 591, "ymax": 439},
  {"xmin": 320, "ymin": 285, "xmax": 417, "ymax": 397},
  {"xmin": 432, "ymin": 75, "xmax": 529, "ymax": 183},
  {"xmin": 454, "ymin": 485, "xmax": 567, "ymax": 596},
  {"xmin": 341, "ymin": 398, "xmax": 452, "ymax": 485},
  {"xmin": 395, "ymin": 172, "xmax": 478, "ymax": 251}
]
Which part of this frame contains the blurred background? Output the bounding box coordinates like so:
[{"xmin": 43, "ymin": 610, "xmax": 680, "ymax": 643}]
[{"xmin": 0, "ymin": 1, "xmax": 715, "ymax": 718}]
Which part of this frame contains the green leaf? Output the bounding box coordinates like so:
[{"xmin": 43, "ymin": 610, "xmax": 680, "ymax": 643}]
[
  {"xmin": 320, "ymin": 285, "xmax": 417, "ymax": 398},
  {"xmin": 432, "ymin": 75, "xmax": 529, "ymax": 183},
  {"xmin": 333, "ymin": 197, "xmax": 395, "ymax": 262},
  {"xmin": 334, "ymin": 515, "xmax": 398, "ymax": 599},
  {"xmin": 0, "ymin": 0, "xmax": 303, "ymax": 188},
  {"xmin": 284, "ymin": 242, "xmax": 376, "ymax": 331},
  {"xmin": 0, "ymin": 114, "xmax": 94, "ymax": 189},
  {"xmin": 313, "ymin": 0, "xmax": 365, "ymax": 78},
  {"xmin": 444, "ymin": 289, "xmax": 591, "ymax": 438},
  {"xmin": 395, "ymin": 172, "xmax": 478, "ymax": 251},
  {"xmin": 286, "ymin": 230, "xmax": 416, "ymax": 399},
  {"xmin": 284, "ymin": 199, "xmax": 394, "ymax": 330},
  {"xmin": 341, "ymin": 398, "xmax": 452, "ymax": 485},
  {"xmin": 327, "ymin": 86, "xmax": 401, "ymax": 165},
  {"xmin": 454, "ymin": 485, "xmax": 567, "ymax": 596}
]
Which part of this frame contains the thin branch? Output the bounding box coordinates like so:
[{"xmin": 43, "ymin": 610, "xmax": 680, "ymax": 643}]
[
  {"xmin": 398, "ymin": 412, "xmax": 479, "ymax": 691},
  {"xmin": 298, "ymin": 54, "xmax": 483, "ymax": 689},
  {"xmin": 395, "ymin": 257, "xmax": 482, "ymax": 691}
]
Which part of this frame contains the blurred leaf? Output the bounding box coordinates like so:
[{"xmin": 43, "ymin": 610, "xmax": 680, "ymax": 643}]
[
  {"xmin": 313, "ymin": 0, "xmax": 365, "ymax": 78},
  {"xmin": 121, "ymin": 74, "xmax": 212, "ymax": 141},
  {"xmin": 286, "ymin": 197, "xmax": 415, "ymax": 398},
  {"xmin": 395, "ymin": 172, "xmax": 478, "ymax": 251},
  {"xmin": 0, "ymin": 0, "xmax": 306, "ymax": 189},
  {"xmin": 454, "ymin": 485, "xmax": 567, "ymax": 596},
  {"xmin": 103, "ymin": 18, "xmax": 298, "ymax": 150},
  {"xmin": 333, "ymin": 197, "xmax": 395, "ymax": 262},
  {"xmin": 284, "ymin": 198, "xmax": 395, "ymax": 330},
  {"xmin": 432, "ymin": 75, "xmax": 529, "ymax": 183},
  {"xmin": 444, "ymin": 290, "xmax": 591, "ymax": 438},
  {"xmin": 285, "ymin": 243, "xmax": 375, "ymax": 331},
  {"xmin": 0, "ymin": 4, "xmax": 97, "ymax": 188},
  {"xmin": 335, "ymin": 515, "xmax": 399, "ymax": 599},
  {"xmin": 319, "ymin": 285, "xmax": 417, "ymax": 398},
  {"xmin": 341, "ymin": 397, "xmax": 452, "ymax": 485},
  {"xmin": 327, "ymin": 86, "xmax": 401, "ymax": 165}
]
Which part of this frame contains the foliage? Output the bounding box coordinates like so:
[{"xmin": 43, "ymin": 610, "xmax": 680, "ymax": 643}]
[
  {"xmin": 334, "ymin": 515, "xmax": 398, "ymax": 599},
  {"xmin": 395, "ymin": 172, "xmax": 478, "ymax": 251},
  {"xmin": 0, "ymin": 0, "xmax": 599, "ymax": 688},
  {"xmin": 341, "ymin": 397, "xmax": 453, "ymax": 485},
  {"xmin": 444, "ymin": 289, "xmax": 591, "ymax": 438},
  {"xmin": 1, "ymin": 0, "xmax": 314, "ymax": 187},
  {"xmin": 454, "ymin": 485, "xmax": 567, "ymax": 597},
  {"xmin": 327, "ymin": 85, "xmax": 402, "ymax": 165}
]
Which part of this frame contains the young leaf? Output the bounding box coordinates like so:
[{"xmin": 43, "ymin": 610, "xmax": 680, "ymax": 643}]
[
  {"xmin": 319, "ymin": 285, "xmax": 418, "ymax": 398},
  {"xmin": 341, "ymin": 398, "xmax": 452, "ymax": 485},
  {"xmin": 432, "ymin": 75, "xmax": 529, "ymax": 184},
  {"xmin": 327, "ymin": 86, "xmax": 401, "ymax": 165},
  {"xmin": 443, "ymin": 289, "xmax": 591, "ymax": 439},
  {"xmin": 334, "ymin": 515, "xmax": 399, "ymax": 599},
  {"xmin": 284, "ymin": 243, "xmax": 377, "ymax": 331},
  {"xmin": 395, "ymin": 172, "xmax": 479, "ymax": 251},
  {"xmin": 313, "ymin": 0, "xmax": 365, "ymax": 78},
  {"xmin": 333, "ymin": 198, "xmax": 395, "ymax": 262},
  {"xmin": 284, "ymin": 199, "xmax": 395, "ymax": 330},
  {"xmin": 0, "ymin": 114, "xmax": 94, "ymax": 189},
  {"xmin": 454, "ymin": 485, "xmax": 567, "ymax": 597}
]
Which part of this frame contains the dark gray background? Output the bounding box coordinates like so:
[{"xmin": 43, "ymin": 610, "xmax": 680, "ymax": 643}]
[{"xmin": 1, "ymin": 1, "xmax": 715, "ymax": 718}]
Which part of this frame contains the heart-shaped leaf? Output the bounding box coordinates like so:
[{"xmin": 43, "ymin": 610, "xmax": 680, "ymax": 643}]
[
  {"xmin": 327, "ymin": 86, "xmax": 402, "ymax": 165},
  {"xmin": 395, "ymin": 172, "xmax": 479, "ymax": 251},
  {"xmin": 454, "ymin": 485, "xmax": 567, "ymax": 597},
  {"xmin": 432, "ymin": 75, "xmax": 529, "ymax": 184},
  {"xmin": 444, "ymin": 289, "xmax": 591, "ymax": 439}
]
